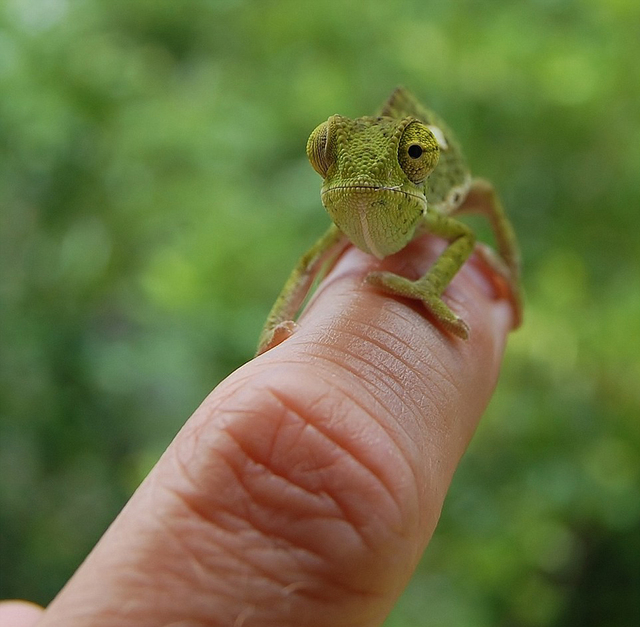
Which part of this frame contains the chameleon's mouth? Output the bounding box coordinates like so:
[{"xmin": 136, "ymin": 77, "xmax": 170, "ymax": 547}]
[
  {"xmin": 320, "ymin": 185, "xmax": 426, "ymax": 259},
  {"xmin": 322, "ymin": 184, "xmax": 424, "ymax": 203}
]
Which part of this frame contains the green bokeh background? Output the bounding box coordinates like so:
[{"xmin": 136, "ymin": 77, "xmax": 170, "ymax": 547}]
[{"xmin": 1, "ymin": 0, "xmax": 639, "ymax": 624}]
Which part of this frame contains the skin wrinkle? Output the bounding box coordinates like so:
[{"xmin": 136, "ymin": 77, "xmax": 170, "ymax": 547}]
[
  {"xmin": 367, "ymin": 303, "xmax": 465, "ymax": 399},
  {"xmin": 338, "ymin": 312, "xmax": 426, "ymax": 379},
  {"xmin": 292, "ymin": 353, "xmax": 423, "ymax": 501},
  {"xmin": 268, "ymin": 352, "xmax": 416, "ymax": 495},
  {"xmin": 303, "ymin": 293, "xmax": 462, "ymax": 462},
  {"xmin": 168, "ymin": 474, "xmax": 317, "ymax": 584},
  {"xmin": 150, "ymin": 489, "xmax": 293, "ymax": 620},
  {"xmin": 282, "ymin": 350, "xmax": 406, "ymax": 446},
  {"xmin": 289, "ymin": 347, "xmax": 431, "ymax": 493},
  {"xmin": 300, "ymin": 337, "xmax": 450, "ymax": 536},
  {"xmin": 169, "ymin": 433, "xmax": 381, "ymax": 613},
  {"xmin": 256, "ymin": 388, "xmax": 366, "ymax": 530},
  {"xmin": 184, "ymin": 376, "xmax": 413, "ymax": 604},
  {"xmin": 149, "ymin": 240, "xmax": 504, "ymax": 624},
  {"xmin": 172, "ymin": 424, "xmax": 358, "ymax": 596},
  {"xmin": 180, "ymin": 522, "xmax": 322, "ymax": 615},
  {"xmin": 250, "ymin": 353, "xmax": 403, "ymax": 443},
  {"xmin": 346, "ymin": 309, "xmax": 463, "ymax": 430},
  {"xmin": 361, "ymin": 291, "xmax": 469, "ymax": 375},
  {"xmin": 284, "ymin": 351, "xmax": 412, "ymax": 487},
  {"xmin": 308, "ymin": 307, "xmax": 430, "ymax": 414},
  {"xmin": 201, "ymin": 371, "xmax": 259, "ymax": 412},
  {"xmin": 318, "ymin": 334, "xmax": 419, "ymax": 418},
  {"xmin": 267, "ymin": 393, "xmax": 351, "ymax": 484},
  {"xmin": 220, "ymin": 387, "xmax": 347, "ymax": 517},
  {"xmin": 280, "ymin": 357, "xmax": 435, "ymax": 553},
  {"xmin": 152, "ymin": 497, "xmax": 219, "ymax": 588},
  {"xmin": 247, "ymin": 239, "xmax": 507, "ymax": 544},
  {"xmin": 173, "ymin": 426, "xmax": 257, "ymax": 524},
  {"xmin": 334, "ymin": 320, "xmax": 447, "ymax": 422},
  {"xmin": 371, "ymin": 302, "xmax": 475, "ymax": 384},
  {"xmin": 209, "ymin": 439, "xmax": 350, "ymax": 557},
  {"xmin": 132, "ymin": 491, "xmax": 219, "ymax": 597},
  {"xmin": 349, "ymin": 308, "xmax": 433, "ymax": 372},
  {"xmin": 100, "ymin": 510, "xmax": 231, "ymax": 627},
  {"xmin": 292, "ymin": 307, "xmax": 502, "ymax": 516},
  {"xmin": 261, "ymin": 384, "xmax": 405, "ymax": 544},
  {"xmin": 310, "ymin": 335, "xmax": 434, "ymax": 498},
  {"xmin": 319, "ymin": 394, "xmax": 424, "ymax": 567}
]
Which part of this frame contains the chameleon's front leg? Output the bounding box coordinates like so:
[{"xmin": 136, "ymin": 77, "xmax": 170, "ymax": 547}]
[
  {"xmin": 367, "ymin": 210, "xmax": 475, "ymax": 339},
  {"xmin": 257, "ymin": 224, "xmax": 349, "ymax": 355}
]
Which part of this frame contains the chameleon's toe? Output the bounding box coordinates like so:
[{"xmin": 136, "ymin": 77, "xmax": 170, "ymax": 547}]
[
  {"xmin": 417, "ymin": 290, "xmax": 470, "ymax": 340},
  {"xmin": 435, "ymin": 312, "xmax": 469, "ymax": 340}
]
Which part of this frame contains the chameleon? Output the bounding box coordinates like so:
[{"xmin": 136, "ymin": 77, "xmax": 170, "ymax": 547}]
[{"xmin": 257, "ymin": 88, "xmax": 522, "ymax": 355}]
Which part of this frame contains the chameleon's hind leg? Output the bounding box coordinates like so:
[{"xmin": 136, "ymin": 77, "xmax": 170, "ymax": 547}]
[
  {"xmin": 257, "ymin": 224, "xmax": 348, "ymax": 355},
  {"xmin": 367, "ymin": 210, "xmax": 475, "ymax": 339},
  {"xmin": 453, "ymin": 179, "xmax": 523, "ymax": 327}
]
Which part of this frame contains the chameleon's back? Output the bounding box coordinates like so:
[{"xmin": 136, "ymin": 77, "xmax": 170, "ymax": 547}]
[{"xmin": 379, "ymin": 88, "xmax": 471, "ymax": 213}]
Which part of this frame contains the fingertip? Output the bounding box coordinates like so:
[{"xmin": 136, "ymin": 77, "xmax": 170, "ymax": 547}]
[
  {"xmin": 0, "ymin": 601, "xmax": 45, "ymax": 627},
  {"xmin": 300, "ymin": 235, "xmax": 514, "ymax": 355}
]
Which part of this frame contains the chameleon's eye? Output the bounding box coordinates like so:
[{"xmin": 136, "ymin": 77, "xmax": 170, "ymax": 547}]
[
  {"xmin": 398, "ymin": 122, "xmax": 440, "ymax": 184},
  {"xmin": 306, "ymin": 121, "xmax": 332, "ymax": 178}
]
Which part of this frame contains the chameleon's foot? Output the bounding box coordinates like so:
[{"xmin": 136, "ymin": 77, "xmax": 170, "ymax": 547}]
[
  {"xmin": 366, "ymin": 271, "xmax": 470, "ymax": 340},
  {"xmin": 256, "ymin": 320, "xmax": 299, "ymax": 356}
]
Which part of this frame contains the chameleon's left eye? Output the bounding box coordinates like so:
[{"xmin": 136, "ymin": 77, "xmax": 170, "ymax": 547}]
[
  {"xmin": 306, "ymin": 121, "xmax": 333, "ymax": 178},
  {"xmin": 398, "ymin": 122, "xmax": 440, "ymax": 184}
]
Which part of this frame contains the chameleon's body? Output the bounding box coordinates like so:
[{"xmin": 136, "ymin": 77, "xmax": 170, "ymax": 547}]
[{"xmin": 257, "ymin": 88, "xmax": 522, "ymax": 354}]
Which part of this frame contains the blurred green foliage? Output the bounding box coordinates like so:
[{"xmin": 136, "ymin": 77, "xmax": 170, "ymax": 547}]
[{"xmin": 1, "ymin": 0, "xmax": 639, "ymax": 624}]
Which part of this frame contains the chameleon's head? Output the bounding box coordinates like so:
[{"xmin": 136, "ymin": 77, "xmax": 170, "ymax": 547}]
[{"xmin": 306, "ymin": 114, "xmax": 440, "ymax": 259}]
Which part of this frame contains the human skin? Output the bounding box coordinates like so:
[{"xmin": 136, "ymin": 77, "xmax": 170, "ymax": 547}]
[{"xmin": 0, "ymin": 235, "xmax": 516, "ymax": 627}]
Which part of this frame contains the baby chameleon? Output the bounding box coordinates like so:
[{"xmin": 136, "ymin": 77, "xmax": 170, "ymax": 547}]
[{"xmin": 257, "ymin": 88, "xmax": 522, "ymax": 355}]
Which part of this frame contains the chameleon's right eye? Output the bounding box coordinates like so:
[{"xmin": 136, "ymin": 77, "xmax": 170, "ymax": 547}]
[
  {"xmin": 398, "ymin": 121, "xmax": 440, "ymax": 185},
  {"xmin": 306, "ymin": 121, "xmax": 332, "ymax": 178}
]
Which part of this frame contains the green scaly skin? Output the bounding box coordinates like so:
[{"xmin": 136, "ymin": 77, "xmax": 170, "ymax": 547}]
[{"xmin": 256, "ymin": 88, "xmax": 522, "ymax": 355}]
